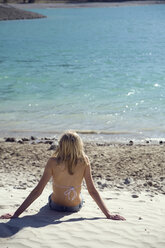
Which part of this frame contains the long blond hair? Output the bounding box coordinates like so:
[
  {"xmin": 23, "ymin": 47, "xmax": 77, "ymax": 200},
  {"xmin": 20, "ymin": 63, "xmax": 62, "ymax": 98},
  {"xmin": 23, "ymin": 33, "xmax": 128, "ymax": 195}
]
[{"xmin": 53, "ymin": 131, "xmax": 87, "ymax": 175}]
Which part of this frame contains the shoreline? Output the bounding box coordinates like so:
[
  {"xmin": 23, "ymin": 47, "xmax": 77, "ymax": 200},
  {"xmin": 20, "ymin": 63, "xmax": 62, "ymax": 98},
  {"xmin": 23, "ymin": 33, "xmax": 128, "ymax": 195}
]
[
  {"xmin": 0, "ymin": 129, "xmax": 165, "ymax": 145},
  {"xmin": 9, "ymin": 1, "xmax": 165, "ymax": 9},
  {"xmin": 2, "ymin": 0, "xmax": 165, "ymax": 21},
  {"xmin": 1, "ymin": 136, "xmax": 165, "ymax": 196}
]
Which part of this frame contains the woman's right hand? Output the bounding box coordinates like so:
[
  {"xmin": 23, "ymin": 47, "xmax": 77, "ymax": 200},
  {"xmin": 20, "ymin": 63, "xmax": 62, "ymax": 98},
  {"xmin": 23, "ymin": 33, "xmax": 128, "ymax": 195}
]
[{"xmin": 0, "ymin": 213, "xmax": 15, "ymax": 219}]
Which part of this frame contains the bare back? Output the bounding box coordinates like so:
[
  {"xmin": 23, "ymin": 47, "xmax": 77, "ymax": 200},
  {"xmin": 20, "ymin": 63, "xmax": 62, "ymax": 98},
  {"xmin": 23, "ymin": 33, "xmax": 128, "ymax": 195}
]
[{"xmin": 50, "ymin": 158, "xmax": 87, "ymax": 207}]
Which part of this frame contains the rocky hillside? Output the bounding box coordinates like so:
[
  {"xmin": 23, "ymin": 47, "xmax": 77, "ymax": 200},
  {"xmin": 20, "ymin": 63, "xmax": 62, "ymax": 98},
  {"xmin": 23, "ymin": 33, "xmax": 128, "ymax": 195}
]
[{"xmin": 0, "ymin": 4, "xmax": 46, "ymax": 21}]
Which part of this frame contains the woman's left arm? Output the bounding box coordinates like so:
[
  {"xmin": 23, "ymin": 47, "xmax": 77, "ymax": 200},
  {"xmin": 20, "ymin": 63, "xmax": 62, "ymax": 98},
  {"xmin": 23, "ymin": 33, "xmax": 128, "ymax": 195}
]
[{"xmin": 0, "ymin": 158, "xmax": 53, "ymax": 219}]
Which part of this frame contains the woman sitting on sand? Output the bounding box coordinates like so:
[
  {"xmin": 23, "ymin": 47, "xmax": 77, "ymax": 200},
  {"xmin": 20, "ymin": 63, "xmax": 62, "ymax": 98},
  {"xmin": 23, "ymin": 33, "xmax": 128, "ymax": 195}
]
[{"xmin": 0, "ymin": 131, "xmax": 125, "ymax": 220}]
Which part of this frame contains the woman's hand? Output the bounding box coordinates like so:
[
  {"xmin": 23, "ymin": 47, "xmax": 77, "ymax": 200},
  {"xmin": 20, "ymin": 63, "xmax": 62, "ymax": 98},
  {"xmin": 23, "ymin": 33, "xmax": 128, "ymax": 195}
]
[
  {"xmin": 107, "ymin": 214, "xmax": 126, "ymax": 221},
  {"xmin": 0, "ymin": 213, "xmax": 16, "ymax": 219}
]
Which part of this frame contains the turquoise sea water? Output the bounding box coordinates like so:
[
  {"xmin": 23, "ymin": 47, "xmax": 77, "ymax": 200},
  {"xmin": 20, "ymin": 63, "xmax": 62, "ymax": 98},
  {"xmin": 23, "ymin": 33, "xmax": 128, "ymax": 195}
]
[{"xmin": 0, "ymin": 5, "xmax": 165, "ymax": 141}]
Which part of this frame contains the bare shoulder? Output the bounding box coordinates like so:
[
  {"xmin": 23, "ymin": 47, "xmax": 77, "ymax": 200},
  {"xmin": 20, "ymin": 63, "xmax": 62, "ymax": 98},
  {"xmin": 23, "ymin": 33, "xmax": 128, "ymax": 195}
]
[
  {"xmin": 78, "ymin": 155, "xmax": 90, "ymax": 168},
  {"xmin": 46, "ymin": 157, "xmax": 58, "ymax": 169},
  {"xmin": 84, "ymin": 155, "xmax": 90, "ymax": 165}
]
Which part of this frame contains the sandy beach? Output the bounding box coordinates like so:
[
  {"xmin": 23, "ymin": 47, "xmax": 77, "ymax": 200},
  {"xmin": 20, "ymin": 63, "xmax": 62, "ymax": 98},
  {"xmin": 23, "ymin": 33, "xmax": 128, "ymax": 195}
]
[
  {"xmin": 0, "ymin": 138, "xmax": 165, "ymax": 195},
  {"xmin": 1, "ymin": 2, "xmax": 165, "ymax": 246},
  {"xmin": 0, "ymin": 138, "xmax": 165, "ymax": 247}
]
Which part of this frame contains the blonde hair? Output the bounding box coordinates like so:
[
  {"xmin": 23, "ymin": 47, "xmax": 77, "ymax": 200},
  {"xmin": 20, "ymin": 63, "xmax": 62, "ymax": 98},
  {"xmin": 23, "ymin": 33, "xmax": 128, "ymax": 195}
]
[{"xmin": 53, "ymin": 131, "xmax": 87, "ymax": 175}]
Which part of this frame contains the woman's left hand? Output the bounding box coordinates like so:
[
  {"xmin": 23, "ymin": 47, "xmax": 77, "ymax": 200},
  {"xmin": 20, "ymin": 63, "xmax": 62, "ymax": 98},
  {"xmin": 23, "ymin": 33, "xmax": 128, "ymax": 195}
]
[{"xmin": 108, "ymin": 214, "xmax": 126, "ymax": 221}]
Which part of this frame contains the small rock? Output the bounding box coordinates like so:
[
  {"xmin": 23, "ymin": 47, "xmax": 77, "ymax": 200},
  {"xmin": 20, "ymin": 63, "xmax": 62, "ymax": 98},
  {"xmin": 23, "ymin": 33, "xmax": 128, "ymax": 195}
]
[
  {"xmin": 129, "ymin": 140, "xmax": 134, "ymax": 146},
  {"xmin": 44, "ymin": 140, "xmax": 54, "ymax": 145},
  {"xmin": 159, "ymin": 141, "xmax": 163, "ymax": 144},
  {"xmin": 138, "ymin": 217, "xmax": 142, "ymax": 220},
  {"xmin": 97, "ymin": 181, "xmax": 102, "ymax": 186},
  {"xmin": 5, "ymin": 137, "xmax": 16, "ymax": 142},
  {"xmin": 22, "ymin": 137, "xmax": 29, "ymax": 142},
  {"xmin": 14, "ymin": 186, "xmax": 26, "ymax": 190},
  {"xmin": 147, "ymin": 181, "xmax": 153, "ymax": 186},
  {"xmin": 116, "ymin": 185, "xmax": 124, "ymax": 189},
  {"xmin": 153, "ymin": 184, "xmax": 159, "ymax": 188},
  {"xmin": 132, "ymin": 194, "xmax": 139, "ymax": 198},
  {"xmin": 17, "ymin": 139, "xmax": 24, "ymax": 144},
  {"xmin": 102, "ymin": 183, "xmax": 108, "ymax": 188},
  {"xmin": 48, "ymin": 144, "xmax": 56, "ymax": 150},
  {"xmin": 124, "ymin": 178, "xmax": 131, "ymax": 184},
  {"xmin": 31, "ymin": 136, "xmax": 37, "ymax": 140},
  {"xmin": 145, "ymin": 174, "xmax": 152, "ymax": 180},
  {"xmin": 106, "ymin": 177, "xmax": 111, "ymax": 181}
]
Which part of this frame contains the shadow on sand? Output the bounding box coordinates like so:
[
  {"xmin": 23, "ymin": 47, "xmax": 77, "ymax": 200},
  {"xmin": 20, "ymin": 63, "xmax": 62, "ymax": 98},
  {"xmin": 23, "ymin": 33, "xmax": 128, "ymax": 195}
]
[{"xmin": 0, "ymin": 204, "xmax": 104, "ymax": 238}]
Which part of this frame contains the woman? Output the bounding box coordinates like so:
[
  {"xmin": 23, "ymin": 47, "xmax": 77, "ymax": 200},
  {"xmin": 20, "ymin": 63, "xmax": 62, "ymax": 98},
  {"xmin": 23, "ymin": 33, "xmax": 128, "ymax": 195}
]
[{"xmin": 0, "ymin": 131, "xmax": 125, "ymax": 220}]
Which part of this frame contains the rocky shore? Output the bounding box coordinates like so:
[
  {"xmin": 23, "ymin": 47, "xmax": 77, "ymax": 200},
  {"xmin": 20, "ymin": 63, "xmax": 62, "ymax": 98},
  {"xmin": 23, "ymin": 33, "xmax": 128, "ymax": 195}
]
[
  {"xmin": 0, "ymin": 4, "xmax": 46, "ymax": 21},
  {"xmin": 0, "ymin": 136, "xmax": 164, "ymax": 197}
]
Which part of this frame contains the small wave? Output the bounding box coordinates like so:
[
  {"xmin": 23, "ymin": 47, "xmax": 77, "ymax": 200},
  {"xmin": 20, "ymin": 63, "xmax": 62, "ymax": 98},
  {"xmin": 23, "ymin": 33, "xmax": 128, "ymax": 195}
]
[
  {"xmin": 15, "ymin": 60, "xmax": 40, "ymax": 63},
  {"xmin": 75, "ymin": 130, "xmax": 136, "ymax": 135}
]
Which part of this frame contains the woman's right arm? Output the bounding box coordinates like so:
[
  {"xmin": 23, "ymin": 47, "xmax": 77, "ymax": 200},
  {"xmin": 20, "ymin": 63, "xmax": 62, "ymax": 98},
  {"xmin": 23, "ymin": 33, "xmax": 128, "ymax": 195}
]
[
  {"xmin": 0, "ymin": 158, "xmax": 53, "ymax": 219},
  {"xmin": 84, "ymin": 159, "xmax": 125, "ymax": 220}
]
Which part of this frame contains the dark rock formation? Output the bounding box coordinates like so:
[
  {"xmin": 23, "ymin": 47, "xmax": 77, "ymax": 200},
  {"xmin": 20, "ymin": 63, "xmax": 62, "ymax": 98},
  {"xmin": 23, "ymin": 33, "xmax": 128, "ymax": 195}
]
[{"xmin": 0, "ymin": 4, "xmax": 46, "ymax": 21}]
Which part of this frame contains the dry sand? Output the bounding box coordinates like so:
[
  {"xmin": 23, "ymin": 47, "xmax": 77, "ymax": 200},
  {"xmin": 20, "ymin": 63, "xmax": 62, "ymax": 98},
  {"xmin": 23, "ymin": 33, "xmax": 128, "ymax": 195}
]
[
  {"xmin": 0, "ymin": 138, "xmax": 165, "ymax": 247},
  {"xmin": 0, "ymin": 186, "xmax": 165, "ymax": 248}
]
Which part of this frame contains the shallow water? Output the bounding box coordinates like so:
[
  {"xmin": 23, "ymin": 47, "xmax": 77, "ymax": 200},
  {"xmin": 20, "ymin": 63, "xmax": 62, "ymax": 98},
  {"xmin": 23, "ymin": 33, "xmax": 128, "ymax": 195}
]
[{"xmin": 0, "ymin": 5, "xmax": 165, "ymax": 141}]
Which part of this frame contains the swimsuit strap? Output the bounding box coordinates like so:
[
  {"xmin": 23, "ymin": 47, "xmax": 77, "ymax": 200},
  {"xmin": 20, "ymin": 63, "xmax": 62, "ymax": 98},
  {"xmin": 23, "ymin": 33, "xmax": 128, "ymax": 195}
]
[{"xmin": 53, "ymin": 183, "xmax": 81, "ymax": 201}]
